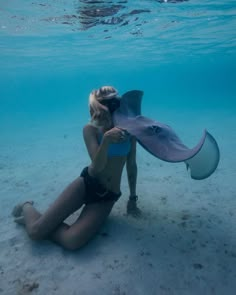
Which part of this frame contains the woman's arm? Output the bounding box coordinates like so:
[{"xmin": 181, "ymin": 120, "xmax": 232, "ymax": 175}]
[
  {"xmin": 126, "ymin": 136, "xmax": 142, "ymax": 217},
  {"xmin": 83, "ymin": 124, "xmax": 110, "ymax": 175},
  {"xmin": 126, "ymin": 136, "xmax": 137, "ymax": 197}
]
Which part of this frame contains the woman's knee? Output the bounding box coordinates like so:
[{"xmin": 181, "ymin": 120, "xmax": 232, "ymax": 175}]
[
  {"xmin": 60, "ymin": 224, "xmax": 100, "ymax": 251},
  {"xmin": 61, "ymin": 235, "xmax": 88, "ymax": 251}
]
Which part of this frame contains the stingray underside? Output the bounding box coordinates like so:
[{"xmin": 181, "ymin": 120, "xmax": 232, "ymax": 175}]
[{"xmin": 113, "ymin": 90, "xmax": 220, "ymax": 179}]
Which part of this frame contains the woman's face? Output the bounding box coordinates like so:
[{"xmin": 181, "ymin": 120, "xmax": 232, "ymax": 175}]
[
  {"xmin": 91, "ymin": 96, "xmax": 120, "ymax": 129},
  {"xmin": 100, "ymin": 97, "xmax": 120, "ymax": 114}
]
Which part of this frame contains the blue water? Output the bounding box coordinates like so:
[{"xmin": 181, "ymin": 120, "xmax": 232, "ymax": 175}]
[
  {"xmin": 1, "ymin": 1, "xmax": 235, "ymax": 122},
  {"xmin": 0, "ymin": 1, "xmax": 236, "ymax": 294}
]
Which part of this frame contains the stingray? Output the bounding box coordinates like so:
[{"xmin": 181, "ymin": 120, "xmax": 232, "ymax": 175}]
[{"xmin": 113, "ymin": 90, "xmax": 220, "ymax": 180}]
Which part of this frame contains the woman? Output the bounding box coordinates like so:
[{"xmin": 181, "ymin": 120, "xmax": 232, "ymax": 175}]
[{"xmin": 12, "ymin": 86, "xmax": 141, "ymax": 250}]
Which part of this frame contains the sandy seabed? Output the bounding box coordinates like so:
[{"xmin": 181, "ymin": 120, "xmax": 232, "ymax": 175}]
[{"xmin": 0, "ymin": 108, "xmax": 235, "ymax": 295}]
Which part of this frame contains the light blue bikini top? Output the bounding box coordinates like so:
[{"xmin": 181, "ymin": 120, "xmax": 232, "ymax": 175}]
[{"xmin": 98, "ymin": 133, "xmax": 131, "ymax": 157}]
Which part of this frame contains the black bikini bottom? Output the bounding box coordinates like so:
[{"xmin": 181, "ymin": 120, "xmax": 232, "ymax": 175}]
[{"xmin": 80, "ymin": 167, "xmax": 121, "ymax": 205}]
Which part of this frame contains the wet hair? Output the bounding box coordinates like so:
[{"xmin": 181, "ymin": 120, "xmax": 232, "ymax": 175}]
[{"xmin": 89, "ymin": 86, "xmax": 119, "ymax": 126}]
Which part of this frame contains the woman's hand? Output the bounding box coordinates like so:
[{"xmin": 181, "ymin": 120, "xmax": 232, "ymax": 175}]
[
  {"xmin": 104, "ymin": 127, "xmax": 128, "ymax": 144},
  {"xmin": 127, "ymin": 198, "xmax": 142, "ymax": 218}
]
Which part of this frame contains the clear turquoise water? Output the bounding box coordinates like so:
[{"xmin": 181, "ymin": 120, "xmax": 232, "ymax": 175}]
[
  {"xmin": 1, "ymin": 0, "xmax": 235, "ymax": 115},
  {"xmin": 1, "ymin": 0, "xmax": 235, "ymax": 156},
  {"xmin": 0, "ymin": 1, "xmax": 236, "ymax": 294}
]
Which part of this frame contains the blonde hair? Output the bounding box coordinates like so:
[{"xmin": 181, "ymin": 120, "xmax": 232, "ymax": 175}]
[{"xmin": 88, "ymin": 86, "xmax": 118, "ymax": 126}]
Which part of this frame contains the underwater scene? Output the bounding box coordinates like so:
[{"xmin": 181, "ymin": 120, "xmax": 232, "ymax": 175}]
[{"xmin": 0, "ymin": 0, "xmax": 236, "ymax": 294}]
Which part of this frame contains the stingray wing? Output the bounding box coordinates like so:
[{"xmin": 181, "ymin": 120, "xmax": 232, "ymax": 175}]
[{"xmin": 113, "ymin": 90, "xmax": 220, "ymax": 179}]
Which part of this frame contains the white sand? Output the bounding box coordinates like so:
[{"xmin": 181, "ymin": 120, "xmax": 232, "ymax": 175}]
[{"xmin": 0, "ymin": 108, "xmax": 236, "ymax": 295}]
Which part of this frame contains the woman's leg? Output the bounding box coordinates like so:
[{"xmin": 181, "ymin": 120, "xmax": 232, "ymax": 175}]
[
  {"xmin": 49, "ymin": 200, "xmax": 115, "ymax": 250},
  {"xmin": 13, "ymin": 177, "xmax": 86, "ymax": 240}
]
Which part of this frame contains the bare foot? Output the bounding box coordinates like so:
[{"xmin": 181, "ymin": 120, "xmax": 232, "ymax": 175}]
[
  {"xmin": 14, "ymin": 216, "xmax": 25, "ymax": 225},
  {"xmin": 12, "ymin": 201, "xmax": 34, "ymax": 217}
]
